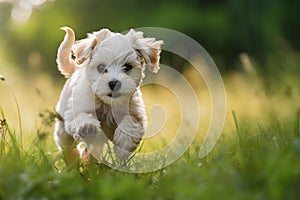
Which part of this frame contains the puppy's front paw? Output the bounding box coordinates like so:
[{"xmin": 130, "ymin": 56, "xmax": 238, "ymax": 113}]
[{"xmin": 78, "ymin": 124, "xmax": 98, "ymax": 138}]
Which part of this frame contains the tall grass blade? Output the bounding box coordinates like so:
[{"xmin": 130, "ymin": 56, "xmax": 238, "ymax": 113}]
[
  {"xmin": 232, "ymin": 110, "xmax": 241, "ymax": 139},
  {"xmin": 1, "ymin": 80, "xmax": 23, "ymax": 151},
  {"xmin": 0, "ymin": 110, "xmax": 22, "ymax": 156},
  {"xmin": 295, "ymin": 109, "xmax": 300, "ymax": 137},
  {"xmin": 9, "ymin": 85, "xmax": 23, "ymax": 151}
]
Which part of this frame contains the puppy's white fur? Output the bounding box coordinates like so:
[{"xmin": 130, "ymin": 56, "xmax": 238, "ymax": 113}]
[{"xmin": 54, "ymin": 27, "xmax": 163, "ymax": 162}]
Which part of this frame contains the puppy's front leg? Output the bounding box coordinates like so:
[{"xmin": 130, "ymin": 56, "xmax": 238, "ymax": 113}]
[
  {"xmin": 76, "ymin": 115, "xmax": 107, "ymax": 162},
  {"xmin": 113, "ymin": 115, "xmax": 145, "ymax": 160},
  {"xmin": 66, "ymin": 112, "xmax": 107, "ymax": 160},
  {"xmin": 62, "ymin": 79, "xmax": 107, "ymax": 160}
]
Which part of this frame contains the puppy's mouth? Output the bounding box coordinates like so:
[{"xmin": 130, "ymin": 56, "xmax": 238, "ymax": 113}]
[{"xmin": 108, "ymin": 92, "xmax": 121, "ymax": 98}]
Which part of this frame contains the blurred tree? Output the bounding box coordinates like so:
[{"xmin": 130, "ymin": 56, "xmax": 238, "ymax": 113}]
[
  {"xmin": 0, "ymin": 0, "xmax": 299, "ymax": 77},
  {"xmin": 228, "ymin": 0, "xmax": 283, "ymax": 62},
  {"xmin": 282, "ymin": 0, "xmax": 300, "ymax": 49}
]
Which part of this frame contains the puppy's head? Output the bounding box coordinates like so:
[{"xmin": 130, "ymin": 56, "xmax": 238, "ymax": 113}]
[{"xmin": 73, "ymin": 28, "xmax": 163, "ymax": 105}]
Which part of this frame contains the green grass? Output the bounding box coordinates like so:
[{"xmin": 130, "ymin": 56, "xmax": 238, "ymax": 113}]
[
  {"xmin": 1, "ymin": 51, "xmax": 300, "ymax": 199},
  {"xmin": 0, "ymin": 107, "xmax": 300, "ymax": 200}
]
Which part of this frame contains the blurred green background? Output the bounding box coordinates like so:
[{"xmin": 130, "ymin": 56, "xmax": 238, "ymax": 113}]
[
  {"xmin": 1, "ymin": 0, "xmax": 299, "ymax": 131},
  {"xmin": 1, "ymin": 1, "xmax": 300, "ymax": 199},
  {"xmin": 1, "ymin": 0, "xmax": 300, "ymax": 76}
]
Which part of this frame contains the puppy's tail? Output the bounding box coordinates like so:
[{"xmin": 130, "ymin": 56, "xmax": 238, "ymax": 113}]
[{"xmin": 57, "ymin": 27, "xmax": 77, "ymax": 78}]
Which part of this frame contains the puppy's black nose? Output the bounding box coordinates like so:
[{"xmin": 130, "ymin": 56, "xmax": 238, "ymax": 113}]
[{"xmin": 108, "ymin": 80, "xmax": 121, "ymax": 91}]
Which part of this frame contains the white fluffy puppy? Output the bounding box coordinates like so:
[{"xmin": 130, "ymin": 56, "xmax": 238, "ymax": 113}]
[{"xmin": 54, "ymin": 27, "xmax": 163, "ymax": 163}]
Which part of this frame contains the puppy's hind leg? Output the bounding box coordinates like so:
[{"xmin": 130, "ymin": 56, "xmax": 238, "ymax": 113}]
[{"xmin": 54, "ymin": 120, "xmax": 79, "ymax": 168}]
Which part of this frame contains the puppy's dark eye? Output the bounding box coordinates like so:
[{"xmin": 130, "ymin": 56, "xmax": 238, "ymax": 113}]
[
  {"xmin": 97, "ymin": 64, "xmax": 107, "ymax": 73},
  {"xmin": 123, "ymin": 64, "xmax": 133, "ymax": 72}
]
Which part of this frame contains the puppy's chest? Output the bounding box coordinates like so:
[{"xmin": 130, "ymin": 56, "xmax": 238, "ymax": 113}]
[{"xmin": 95, "ymin": 104, "xmax": 116, "ymax": 141}]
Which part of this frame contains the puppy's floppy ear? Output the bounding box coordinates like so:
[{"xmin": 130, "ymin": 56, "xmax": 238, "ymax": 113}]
[
  {"xmin": 126, "ymin": 29, "xmax": 163, "ymax": 73},
  {"xmin": 72, "ymin": 28, "xmax": 113, "ymax": 64}
]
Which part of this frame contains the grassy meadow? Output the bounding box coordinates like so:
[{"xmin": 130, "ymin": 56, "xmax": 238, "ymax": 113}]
[{"xmin": 0, "ymin": 50, "xmax": 300, "ymax": 200}]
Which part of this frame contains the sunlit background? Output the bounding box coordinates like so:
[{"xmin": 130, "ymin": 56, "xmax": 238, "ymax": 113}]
[
  {"xmin": 0, "ymin": 0, "xmax": 299, "ymax": 141},
  {"xmin": 1, "ymin": 1, "xmax": 300, "ymax": 198}
]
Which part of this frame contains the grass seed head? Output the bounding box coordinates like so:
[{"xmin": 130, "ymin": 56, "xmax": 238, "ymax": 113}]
[{"xmin": 0, "ymin": 74, "xmax": 5, "ymax": 81}]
